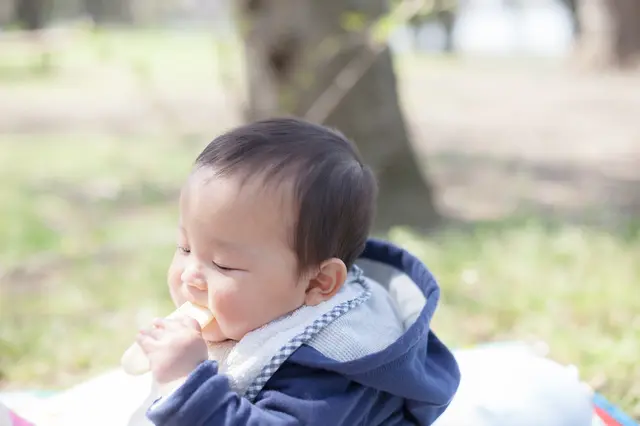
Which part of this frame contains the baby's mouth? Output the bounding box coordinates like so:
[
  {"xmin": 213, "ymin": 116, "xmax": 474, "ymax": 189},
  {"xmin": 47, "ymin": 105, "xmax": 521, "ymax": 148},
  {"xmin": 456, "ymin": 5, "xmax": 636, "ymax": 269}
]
[{"xmin": 200, "ymin": 318, "xmax": 228, "ymax": 343}]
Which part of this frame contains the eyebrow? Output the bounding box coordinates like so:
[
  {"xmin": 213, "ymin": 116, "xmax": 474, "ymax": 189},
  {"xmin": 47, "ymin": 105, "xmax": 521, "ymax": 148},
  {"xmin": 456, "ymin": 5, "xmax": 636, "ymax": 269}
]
[
  {"xmin": 183, "ymin": 226, "xmax": 249, "ymax": 252},
  {"xmin": 216, "ymin": 237, "xmax": 266, "ymax": 263},
  {"xmin": 180, "ymin": 222, "xmax": 263, "ymax": 262},
  {"xmin": 211, "ymin": 236, "xmax": 244, "ymax": 250}
]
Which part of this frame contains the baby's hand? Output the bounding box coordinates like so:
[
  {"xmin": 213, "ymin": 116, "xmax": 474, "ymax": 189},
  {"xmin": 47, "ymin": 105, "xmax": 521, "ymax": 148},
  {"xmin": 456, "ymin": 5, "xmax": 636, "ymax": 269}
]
[{"xmin": 136, "ymin": 316, "xmax": 208, "ymax": 385}]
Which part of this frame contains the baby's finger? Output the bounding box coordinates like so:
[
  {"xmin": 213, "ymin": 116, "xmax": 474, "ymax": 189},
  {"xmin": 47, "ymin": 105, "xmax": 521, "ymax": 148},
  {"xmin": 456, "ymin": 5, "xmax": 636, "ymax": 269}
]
[
  {"xmin": 180, "ymin": 315, "xmax": 202, "ymax": 332},
  {"xmin": 136, "ymin": 332, "xmax": 159, "ymax": 353},
  {"xmin": 139, "ymin": 325, "xmax": 164, "ymax": 340},
  {"xmin": 161, "ymin": 318, "xmax": 185, "ymax": 331},
  {"xmin": 151, "ymin": 317, "xmax": 166, "ymax": 329}
]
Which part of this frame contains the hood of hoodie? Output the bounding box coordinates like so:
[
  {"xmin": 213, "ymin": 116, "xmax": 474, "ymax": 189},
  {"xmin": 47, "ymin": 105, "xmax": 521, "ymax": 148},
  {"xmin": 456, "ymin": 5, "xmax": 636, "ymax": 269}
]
[{"xmin": 292, "ymin": 238, "xmax": 461, "ymax": 423}]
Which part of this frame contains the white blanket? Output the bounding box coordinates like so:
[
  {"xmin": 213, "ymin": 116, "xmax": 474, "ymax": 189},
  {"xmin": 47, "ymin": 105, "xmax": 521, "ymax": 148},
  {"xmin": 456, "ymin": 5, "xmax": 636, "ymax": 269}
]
[{"xmin": 0, "ymin": 342, "xmax": 596, "ymax": 426}]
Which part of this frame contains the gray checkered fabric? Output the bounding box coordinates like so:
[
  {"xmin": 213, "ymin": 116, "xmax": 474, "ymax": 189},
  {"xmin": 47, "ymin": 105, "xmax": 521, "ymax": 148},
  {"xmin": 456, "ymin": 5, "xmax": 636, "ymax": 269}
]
[{"xmin": 243, "ymin": 266, "xmax": 371, "ymax": 402}]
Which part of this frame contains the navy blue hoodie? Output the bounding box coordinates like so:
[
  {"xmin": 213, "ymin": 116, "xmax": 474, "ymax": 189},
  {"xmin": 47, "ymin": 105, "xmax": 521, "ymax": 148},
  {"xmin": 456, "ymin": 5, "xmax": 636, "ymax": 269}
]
[{"xmin": 146, "ymin": 238, "xmax": 460, "ymax": 425}]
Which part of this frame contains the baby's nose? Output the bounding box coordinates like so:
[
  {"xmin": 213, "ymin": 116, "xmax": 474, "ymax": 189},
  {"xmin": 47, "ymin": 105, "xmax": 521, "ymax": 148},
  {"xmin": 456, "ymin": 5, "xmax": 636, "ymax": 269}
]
[{"xmin": 181, "ymin": 266, "xmax": 207, "ymax": 291}]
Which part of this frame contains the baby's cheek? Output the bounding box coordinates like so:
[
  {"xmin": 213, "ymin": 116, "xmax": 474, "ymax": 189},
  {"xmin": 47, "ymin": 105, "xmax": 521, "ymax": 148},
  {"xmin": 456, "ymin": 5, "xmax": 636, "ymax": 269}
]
[
  {"xmin": 166, "ymin": 262, "xmax": 185, "ymax": 306},
  {"xmin": 210, "ymin": 287, "xmax": 253, "ymax": 337},
  {"xmin": 210, "ymin": 287, "xmax": 238, "ymax": 318}
]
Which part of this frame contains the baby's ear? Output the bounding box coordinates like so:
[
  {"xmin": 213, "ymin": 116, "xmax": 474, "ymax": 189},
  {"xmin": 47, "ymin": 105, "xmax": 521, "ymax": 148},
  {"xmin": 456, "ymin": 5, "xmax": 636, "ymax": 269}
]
[{"xmin": 304, "ymin": 258, "xmax": 348, "ymax": 306}]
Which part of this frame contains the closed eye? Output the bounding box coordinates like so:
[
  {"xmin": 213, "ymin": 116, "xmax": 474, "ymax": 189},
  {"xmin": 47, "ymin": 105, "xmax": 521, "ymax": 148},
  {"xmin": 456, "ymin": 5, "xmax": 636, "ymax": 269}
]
[
  {"xmin": 213, "ymin": 261, "xmax": 236, "ymax": 272},
  {"xmin": 177, "ymin": 245, "xmax": 191, "ymax": 254}
]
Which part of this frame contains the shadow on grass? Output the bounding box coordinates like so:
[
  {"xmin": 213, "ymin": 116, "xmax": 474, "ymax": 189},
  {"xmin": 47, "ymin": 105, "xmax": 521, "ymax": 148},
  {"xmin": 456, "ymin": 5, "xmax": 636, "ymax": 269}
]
[{"xmin": 424, "ymin": 150, "xmax": 640, "ymax": 236}]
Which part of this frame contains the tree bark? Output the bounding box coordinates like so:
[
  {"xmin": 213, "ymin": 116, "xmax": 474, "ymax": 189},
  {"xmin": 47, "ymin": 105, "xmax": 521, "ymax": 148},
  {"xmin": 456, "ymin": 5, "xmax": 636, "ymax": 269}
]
[
  {"xmin": 576, "ymin": 0, "xmax": 640, "ymax": 68},
  {"xmin": 83, "ymin": 0, "xmax": 132, "ymax": 24},
  {"xmin": 237, "ymin": 0, "xmax": 440, "ymax": 231},
  {"xmin": 13, "ymin": 0, "xmax": 50, "ymax": 30},
  {"xmin": 435, "ymin": 0, "xmax": 456, "ymax": 53},
  {"xmin": 562, "ymin": 0, "xmax": 581, "ymax": 37}
]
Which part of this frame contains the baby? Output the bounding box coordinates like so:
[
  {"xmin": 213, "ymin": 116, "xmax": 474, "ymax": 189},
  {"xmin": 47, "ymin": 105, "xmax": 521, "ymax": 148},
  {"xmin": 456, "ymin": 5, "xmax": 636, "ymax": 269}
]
[{"xmin": 135, "ymin": 118, "xmax": 460, "ymax": 425}]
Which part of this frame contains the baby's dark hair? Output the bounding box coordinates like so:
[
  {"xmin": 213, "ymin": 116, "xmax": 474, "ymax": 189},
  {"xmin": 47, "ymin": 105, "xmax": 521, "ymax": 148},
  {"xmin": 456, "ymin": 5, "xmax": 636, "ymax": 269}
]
[{"xmin": 194, "ymin": 117, "xmax": 377, "ymax": 272}]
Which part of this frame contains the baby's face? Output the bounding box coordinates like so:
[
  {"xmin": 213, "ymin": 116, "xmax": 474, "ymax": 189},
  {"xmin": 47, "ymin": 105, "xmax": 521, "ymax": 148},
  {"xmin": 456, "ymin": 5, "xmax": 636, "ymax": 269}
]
[{"xmin": 167, "ymin": 169, "xmax": 308, "ymax": 342}]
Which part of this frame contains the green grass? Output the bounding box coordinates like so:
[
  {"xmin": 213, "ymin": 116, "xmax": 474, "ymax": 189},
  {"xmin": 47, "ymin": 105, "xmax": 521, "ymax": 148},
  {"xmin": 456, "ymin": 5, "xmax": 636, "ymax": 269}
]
[
  {"xmin": 0, "ymin": 27, "xmax": 243, "ymax": 88},
  {"xmin": 395, "ymin": 224, "xmax": 640, "ymax": 416},
  {"xmin": 0, "ymin": 135, "xmax": 639, "ymax": 418}
]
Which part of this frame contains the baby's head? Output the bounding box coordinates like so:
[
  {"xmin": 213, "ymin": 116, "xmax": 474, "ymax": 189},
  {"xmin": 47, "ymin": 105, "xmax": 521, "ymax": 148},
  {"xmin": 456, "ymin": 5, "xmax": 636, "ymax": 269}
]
[{"xmin": 167, "ymin": 118, "xmax": 377, "ymax": 342}]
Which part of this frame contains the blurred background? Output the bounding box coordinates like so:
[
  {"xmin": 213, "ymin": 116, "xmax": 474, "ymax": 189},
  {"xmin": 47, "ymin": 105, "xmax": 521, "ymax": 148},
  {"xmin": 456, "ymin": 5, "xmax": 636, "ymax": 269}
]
[{"xmin": 0, "ymin": 0, "xmax": 639, "ymax": 419}]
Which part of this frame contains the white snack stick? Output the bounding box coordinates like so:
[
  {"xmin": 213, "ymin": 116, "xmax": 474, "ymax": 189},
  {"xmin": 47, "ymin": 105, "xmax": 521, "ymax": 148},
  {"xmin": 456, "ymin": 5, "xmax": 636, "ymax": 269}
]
[
  {"xmin": 169, "ymin": 301, "xmax": 215, "ymax": 328},
  {"xmin": 120, "ymin": 302, "xmax": 214, "ymax": 376}
]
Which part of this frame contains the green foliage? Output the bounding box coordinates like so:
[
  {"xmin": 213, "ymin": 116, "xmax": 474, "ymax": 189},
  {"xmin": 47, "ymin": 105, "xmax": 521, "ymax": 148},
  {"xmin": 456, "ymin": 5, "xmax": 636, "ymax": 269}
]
[
  {"xmin": 0, "ymin": 44, "xmax": 57, "ymax": 81},
  {"xmin": 387, "ymin": 0, "xmax": 459, "ymax": 27},
  {"xmin": 338, "ymin": 0, "xmax": 460, "ymax": 45},
  {"xmin": 341, "ymin": 12, "xmax": 367, "ymax": 33}
]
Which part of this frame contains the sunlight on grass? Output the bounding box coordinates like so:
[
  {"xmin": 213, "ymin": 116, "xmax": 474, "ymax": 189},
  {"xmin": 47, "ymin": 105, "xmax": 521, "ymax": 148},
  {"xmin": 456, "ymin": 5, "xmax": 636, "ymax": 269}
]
[
  {"xmin": 391, "ymin": 224, "xmax": 640, "ymax": 416},
  {"xmin": 0, "ymin": 28, "xmax": 242, "ymax": 89}
]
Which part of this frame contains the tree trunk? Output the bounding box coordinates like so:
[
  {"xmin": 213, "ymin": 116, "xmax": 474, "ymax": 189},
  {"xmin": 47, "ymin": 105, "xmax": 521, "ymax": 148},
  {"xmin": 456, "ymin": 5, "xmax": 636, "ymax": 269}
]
[
  {"xmin": 435, "ymin": 0, "xmax": 456, "ymax": 53},
  {"xmin": 0, "ymin": 0, "xmax": 14, "ymax": 26},
  {"xmin": 562, "ymin": 0, "xmax": 581, "ymax": 37},
  {"xmin": 83, "ymin": 0, "xmax": 132, "ymax": 24},
  {"xmin": 237, "ymin": 0, "xmax": 440, "ymax": 231},
  {"xmin": 576, "ymin": 0, "xmax": 640, "ymax": 68},
  {"xmin": 437, "ymin": 9, "xmax": 456, "ymax": 53},
  {"xmin": 609, "ymin": 0, "xmax": 640, "ymax": 66},
  {"xmin": 14, "ymin": 0, "xmax": 50, "ymax": 30}
]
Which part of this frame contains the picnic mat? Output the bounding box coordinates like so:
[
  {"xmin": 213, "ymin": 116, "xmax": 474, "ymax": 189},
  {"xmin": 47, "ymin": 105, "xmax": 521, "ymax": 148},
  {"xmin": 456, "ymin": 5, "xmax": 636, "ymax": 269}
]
[
  {"xmin": 1, "ymin": 388, "xmax": 636, "ymax": 426},
  {"xmin": 1, "ymin": 341, "xmax": 637, "ymax": 426},
  {"xmin": 592, "ymin": 393, "xmax": 637, "ymax": 426}
]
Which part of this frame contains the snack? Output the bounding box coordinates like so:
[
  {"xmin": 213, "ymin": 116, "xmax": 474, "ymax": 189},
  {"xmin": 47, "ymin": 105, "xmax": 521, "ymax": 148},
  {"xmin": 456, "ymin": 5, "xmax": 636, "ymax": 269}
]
[{"xmin": 120, "ymin": 302, "xmax": 214, "ymax": 375}]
